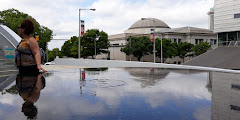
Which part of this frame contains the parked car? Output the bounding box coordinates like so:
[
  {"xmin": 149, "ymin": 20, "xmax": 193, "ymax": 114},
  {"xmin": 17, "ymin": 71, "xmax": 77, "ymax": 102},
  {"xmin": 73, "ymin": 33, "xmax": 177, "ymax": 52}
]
[{"xmin": 44, "ymin": 61, "xmax": 55, "ymax": 65}]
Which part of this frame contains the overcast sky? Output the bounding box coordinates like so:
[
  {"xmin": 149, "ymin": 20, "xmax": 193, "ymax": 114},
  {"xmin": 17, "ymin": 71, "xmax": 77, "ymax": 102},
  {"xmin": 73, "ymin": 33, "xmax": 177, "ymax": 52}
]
[{"xmin": 0, "ymin": 0, "xmax": 214, "ymax": 50}]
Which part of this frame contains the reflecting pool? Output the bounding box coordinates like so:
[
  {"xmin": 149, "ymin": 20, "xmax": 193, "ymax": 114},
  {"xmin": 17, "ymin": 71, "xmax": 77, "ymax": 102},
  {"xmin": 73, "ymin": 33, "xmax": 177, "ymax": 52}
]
[{"xmin": 0, "ymin": 68, "xmax": 239, "ymax": 120}]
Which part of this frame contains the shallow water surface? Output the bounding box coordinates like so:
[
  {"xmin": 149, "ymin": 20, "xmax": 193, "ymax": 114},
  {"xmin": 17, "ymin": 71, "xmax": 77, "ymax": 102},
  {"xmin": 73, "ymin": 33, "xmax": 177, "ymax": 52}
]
[{"xmin": 1, "ymin": 68, "xmax": 239, "ymax": 120}]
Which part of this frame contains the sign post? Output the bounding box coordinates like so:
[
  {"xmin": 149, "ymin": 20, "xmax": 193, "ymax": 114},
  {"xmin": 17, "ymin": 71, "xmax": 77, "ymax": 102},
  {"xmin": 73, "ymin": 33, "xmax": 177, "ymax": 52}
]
[
  {"xmin": 150, "ymin": 34, "xmax": 155, "ymax": 42},
  {"xmin": 5, "ymin": 48, "xmax": 15, "ymax": 59},
  {"xmin": 5, "ymin": 48, "xmax": 15, "ymax": 64},
  {"xmin": 81, "ymin": 20, "xmax": 85, "ymax": 36},
  {"xmin": 151, "ymin": 28, "xmax": 156, "ymax": 63}
]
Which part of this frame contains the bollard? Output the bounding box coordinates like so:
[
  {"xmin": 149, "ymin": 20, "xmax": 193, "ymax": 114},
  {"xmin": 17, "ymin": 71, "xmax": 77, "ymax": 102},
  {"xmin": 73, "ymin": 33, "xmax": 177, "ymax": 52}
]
[
  {"xmin": 82, "ymin": 70, "xmax": 85, "ymax": 80},
  {"xmin": 150, "ymin": 67, "xmax": 154, "ymax": 75}
]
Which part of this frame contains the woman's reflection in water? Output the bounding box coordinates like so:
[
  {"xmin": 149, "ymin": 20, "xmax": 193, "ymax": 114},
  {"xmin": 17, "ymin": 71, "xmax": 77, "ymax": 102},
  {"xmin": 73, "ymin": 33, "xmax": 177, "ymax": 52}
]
[{"xmin": 16, "ymin": 72, "xmax": 46, "ymax": 119}]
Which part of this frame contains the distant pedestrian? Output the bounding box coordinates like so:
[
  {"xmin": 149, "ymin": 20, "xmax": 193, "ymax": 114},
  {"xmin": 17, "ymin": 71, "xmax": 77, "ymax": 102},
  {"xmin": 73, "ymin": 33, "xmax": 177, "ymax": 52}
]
[{"xmin": 15, "ymin": 18, "xmax": 47, "ymax": 75}]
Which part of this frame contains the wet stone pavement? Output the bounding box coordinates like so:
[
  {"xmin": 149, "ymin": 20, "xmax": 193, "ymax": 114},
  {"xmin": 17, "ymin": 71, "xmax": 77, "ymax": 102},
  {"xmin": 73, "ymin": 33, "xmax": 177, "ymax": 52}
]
[{"xmin": 0, "ymin": 67, "xmax": 240, "ymax": 120}]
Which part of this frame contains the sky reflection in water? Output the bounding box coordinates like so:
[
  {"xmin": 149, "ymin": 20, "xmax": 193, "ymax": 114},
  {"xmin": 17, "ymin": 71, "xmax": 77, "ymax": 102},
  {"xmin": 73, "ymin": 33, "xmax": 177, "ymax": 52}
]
[{"xmin": 0, "ymin": 68, "xmax": 212, "ymax": 120}]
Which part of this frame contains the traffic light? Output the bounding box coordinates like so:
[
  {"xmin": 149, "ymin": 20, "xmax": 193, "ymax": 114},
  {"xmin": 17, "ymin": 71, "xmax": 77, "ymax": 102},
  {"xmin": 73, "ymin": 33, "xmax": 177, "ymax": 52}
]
[
  {"xmin": 70, "ymin": 39, "xmax": 72, "ymax": 43},
  {"xmin": 36, "ymin": 35, "xmax": 39, "ymax": 41},
  {"xmin": 81, "ymin": 46, "xmax": 83, "ymax": 50}
]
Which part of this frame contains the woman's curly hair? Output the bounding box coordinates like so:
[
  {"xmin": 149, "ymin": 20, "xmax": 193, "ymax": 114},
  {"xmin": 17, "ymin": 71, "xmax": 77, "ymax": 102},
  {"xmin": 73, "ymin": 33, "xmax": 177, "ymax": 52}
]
[{"xmin": 20, "ymin": 18, "xmax": 35, "ymax": 35}]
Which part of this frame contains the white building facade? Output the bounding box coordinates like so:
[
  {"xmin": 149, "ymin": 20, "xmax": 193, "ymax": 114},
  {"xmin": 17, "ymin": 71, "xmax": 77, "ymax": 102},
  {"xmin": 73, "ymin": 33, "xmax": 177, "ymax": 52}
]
[{"xmin": 106, "ymin": 18, "xmax": 217, "ymax": 64}]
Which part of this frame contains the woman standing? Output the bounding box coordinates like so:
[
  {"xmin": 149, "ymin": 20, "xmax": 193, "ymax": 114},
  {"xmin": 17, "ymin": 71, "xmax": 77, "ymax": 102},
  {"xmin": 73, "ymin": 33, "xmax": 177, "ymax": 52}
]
[{"xmin": 15, "ymin": 18, "xmax": 47, "ymax": 75}]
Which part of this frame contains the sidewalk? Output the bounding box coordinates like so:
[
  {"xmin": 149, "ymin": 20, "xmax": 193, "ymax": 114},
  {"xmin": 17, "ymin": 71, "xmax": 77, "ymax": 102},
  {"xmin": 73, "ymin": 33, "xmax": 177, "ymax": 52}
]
[{"xmin": 54, "ymin": 58, "xmax": 240, "ymax": 74}]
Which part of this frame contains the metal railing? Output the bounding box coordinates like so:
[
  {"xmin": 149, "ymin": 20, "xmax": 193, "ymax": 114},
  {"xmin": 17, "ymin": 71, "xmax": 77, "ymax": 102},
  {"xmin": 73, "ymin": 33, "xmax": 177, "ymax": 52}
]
[{"xmin": 218, "ymin": 41, "xmax": 240, "ymax": 47}]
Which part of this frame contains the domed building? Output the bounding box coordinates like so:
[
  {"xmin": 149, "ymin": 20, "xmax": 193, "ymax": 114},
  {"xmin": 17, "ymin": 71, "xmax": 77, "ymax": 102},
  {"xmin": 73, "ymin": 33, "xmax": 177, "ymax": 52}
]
[
  {"xmin": 104, "ymin": 18, "xmax": 217, "ymax": 63},
  {"xmin": 124, "ymin": 18, "xmax": 171, "ymax": 34}
]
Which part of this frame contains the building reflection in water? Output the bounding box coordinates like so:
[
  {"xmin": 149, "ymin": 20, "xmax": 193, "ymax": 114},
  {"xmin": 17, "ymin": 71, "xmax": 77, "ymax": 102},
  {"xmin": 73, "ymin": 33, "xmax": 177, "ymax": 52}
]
[
  {"xmin": 208, "ymin": 72, "xmax": 240, "ymax": 120},
  {"xmin": 125, "ymin": 68, "xmax": 206, "ymax": 88},
  {"xmin": 125, "ymin": 68, "xmax": 170, "ymax": 88},
  {"xmin": 16, "ymin": 72, "xmax": 46, "ymax": 119}
]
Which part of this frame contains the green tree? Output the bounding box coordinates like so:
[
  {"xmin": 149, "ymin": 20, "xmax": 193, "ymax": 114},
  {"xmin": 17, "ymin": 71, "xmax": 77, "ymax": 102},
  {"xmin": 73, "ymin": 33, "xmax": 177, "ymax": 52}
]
[
  {"xmin": 155, "ymin": 38, "xmax": 177, "ymax": 63},
  {"xmin": 37, "ymin": 26, "xmax": 53, "ymax": 51},
  {"xmin": 48, "ymin": 48, "xmax": 61, "ymax": 62},
  {"xmin": 175, "ymin": 42, "xmax": 194, "ymax": 62},
  {"xmin": 61, "ymin": 36, "xmax": 78, "ymax": 58},
  {"xmin": 120, "ymin": 36, "xmax": 134, "ymax": 56},
  {"xmin": 193, "ymin": 42, "xmax": 211, "ymax": 56},
  {"xmin": 0, "ymin": 8, "xmax": 53, "ymax": 51},
  {"xmin": 121, "ymin": 36, "xmax": 153, "ymax": 61},
  {"xmin": 0, "ymin": 85, "xmax": 18, "ymax": 95},
  {"xmin": 74, "ymin": 29, "xmax": 109, "ymax": 58},
  {"xmin": 61, "ymin": 29, "xmax": 109, "ymax": 58}
]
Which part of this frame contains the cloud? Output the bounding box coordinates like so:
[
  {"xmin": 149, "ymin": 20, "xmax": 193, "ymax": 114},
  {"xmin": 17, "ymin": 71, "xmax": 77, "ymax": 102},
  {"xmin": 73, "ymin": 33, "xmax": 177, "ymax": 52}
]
[
  {"xmin": 0, "ymin": 0, "xmax": 214, "ymax": 50},
  {"xmin": 0, "ymin": 94, "xmax": 22, "ymax": 105},
  {"xmin": 90, "ymin": 0, "xmax": 214, "ymax": 35}
]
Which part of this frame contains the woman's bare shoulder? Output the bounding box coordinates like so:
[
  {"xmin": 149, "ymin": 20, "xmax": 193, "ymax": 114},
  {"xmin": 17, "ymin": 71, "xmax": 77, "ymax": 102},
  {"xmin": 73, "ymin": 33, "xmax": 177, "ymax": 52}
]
[
  {"xmin": 29, "ymin": 36, "xmax": 36, "ymax": 41},
  {"xmin": 27, "ymin": 37, "xmax": 37, "ymax": 43}
]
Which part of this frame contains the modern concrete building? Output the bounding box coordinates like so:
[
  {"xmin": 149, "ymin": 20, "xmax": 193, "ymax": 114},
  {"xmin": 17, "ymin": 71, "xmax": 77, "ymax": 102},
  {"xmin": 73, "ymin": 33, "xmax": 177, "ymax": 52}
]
[
  {"xmin": 0, "ymin": 24, "xmax": 20, "ymax": 47},
  {"xmin": 209, "ymin": 71, "xmax": 240, "ymax": 120},
  {"xmin": 0, "ymin": 23, "xmax": 21, "ymax": 64},
  {"xmin": 184, "ymin": 0, "xmax": 240, "ymax": 69},
  {"xmin": 214, "ymin": 0, "xmax": 240, "ymax": 46},
  {"xmin": 0, "ymin": 23, "xmax": 21, "ymax": 57},
  {"xmin": 0, "ymin": 23, "xmax": 20, "ymax": 90},
  {"xmin": 106, "ymin": 18, "xmax": 217, "ymax": 63}
]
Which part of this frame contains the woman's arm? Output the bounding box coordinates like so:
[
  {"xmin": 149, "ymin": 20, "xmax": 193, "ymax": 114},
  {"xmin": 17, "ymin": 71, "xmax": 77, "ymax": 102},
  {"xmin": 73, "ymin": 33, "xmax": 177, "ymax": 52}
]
[
  {"xmin": 28, "ymin": 37, "xmax": 47, "ymax": 72},
  {"xmin": 29, "ymin": 72, "xmax": 45, "ymax": 102}
]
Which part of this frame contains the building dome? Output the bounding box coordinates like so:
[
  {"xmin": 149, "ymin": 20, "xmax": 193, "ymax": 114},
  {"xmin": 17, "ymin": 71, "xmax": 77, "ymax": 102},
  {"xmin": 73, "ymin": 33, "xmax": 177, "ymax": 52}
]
[{"xmin": 129, "ymin": 18, "xmax": 170, "ymax": 29}]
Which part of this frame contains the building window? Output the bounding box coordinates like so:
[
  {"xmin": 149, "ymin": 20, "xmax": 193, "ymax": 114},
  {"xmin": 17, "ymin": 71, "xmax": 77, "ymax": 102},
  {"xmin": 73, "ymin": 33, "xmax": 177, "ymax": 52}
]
[
  {"xmin": 228, "ymin": 32, "xmax": 238, "ymax": 41},
  {"xmin": 210, "ymin": 40, "xmax": 213, "ymax": 45},
  {"xmin": 238, "ymin": 31, "xmax": 240, "ymax": 40},
  {"xmin": 195, "ymin": 39, "xmax": 204, "ymax": 44},
  {"xmin": 111, "ymin": 43, "xmax": 119, "ymax": 46},
  {"xmin": 232, "ymin": 84, "xmax": 240, "ymax": 90},
  {"xmin": 174, "ymin": 39, "xmax": 177, "ymax": 43},
  {"xmin": 173, "ymin": 38, "xmax": 181, "ymax": 44},
  {"xmin": 230, "ymin": 105, "xmax": 240, "ymax": 111},
  {"xmin": 195, "ymin": 39, "xmax": 198, "ymax": 44},
  {"xmin": 218, "ymin": 33, "xmax": 227, "ymax": 46},
  {"xmin": 178, "ymin": 39, "xmax": 181, "ymax": 43},
  {"xmin": 234, "ymin": 13, "xmax": 240, "ymax": 18},
  {"xmin": 210, "ymin": 39, "xmax": 217, "ymax": 45}
]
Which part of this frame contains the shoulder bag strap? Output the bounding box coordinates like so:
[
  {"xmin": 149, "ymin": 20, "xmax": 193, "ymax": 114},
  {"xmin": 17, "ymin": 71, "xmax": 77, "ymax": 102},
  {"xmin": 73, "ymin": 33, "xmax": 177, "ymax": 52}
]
[{"xmin": 15, "ymin": 41, "xmax": 22, "ymax": 67}]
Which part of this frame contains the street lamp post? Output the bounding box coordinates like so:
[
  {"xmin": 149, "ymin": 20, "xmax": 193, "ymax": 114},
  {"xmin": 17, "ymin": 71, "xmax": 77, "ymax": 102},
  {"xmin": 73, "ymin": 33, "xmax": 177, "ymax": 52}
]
[
  {"xmin": 151, "ymin": 28, "xmax": 156, "ymax": 63},
  {"xmin": 142, "ymin": 18, "xmax": 157, "ymax": 63},
  {"xmin": 130, "ymin": 37, "xmax": 132, "ymax": 61},
  {"xmin": 161, "ymin": 34, "xmax": 163, "ymax": 63},
  {"xmin": 127, "ymin": 36, "xmax": 132, "ymax": 61},
  {"xmin": 95, "ymin": 36, "xmax": 99, "ymax": 59},
  {"xmin": 78, "ymin": 8, "xmax": 96, "ymax": 59}
]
